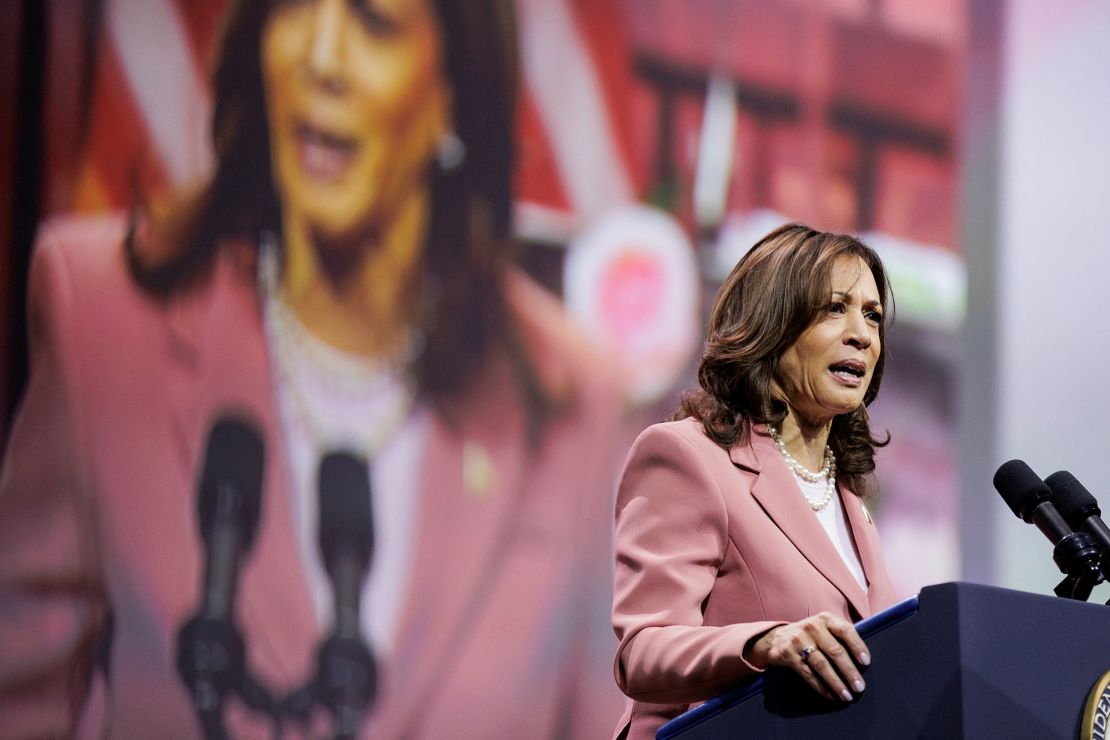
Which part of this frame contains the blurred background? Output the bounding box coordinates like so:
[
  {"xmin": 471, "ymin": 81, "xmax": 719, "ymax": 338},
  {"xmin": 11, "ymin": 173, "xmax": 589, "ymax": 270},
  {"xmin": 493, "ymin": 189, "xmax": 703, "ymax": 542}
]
[{"xmin": 1, "ymin": 0, "xmax": 1107, "ymax": 600}]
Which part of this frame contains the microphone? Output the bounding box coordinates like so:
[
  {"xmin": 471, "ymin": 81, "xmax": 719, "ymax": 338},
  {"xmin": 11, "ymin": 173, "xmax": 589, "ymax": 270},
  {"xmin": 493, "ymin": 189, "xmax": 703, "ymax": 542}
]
[
  {"xmin": 284, "ymin": 452, "xmax": 377, "ymax": 739},
  {"xmin": 1046, "ymin": 470, "xmax": 1110, "ymax": 574},
  {"xmin": 993, "ymin": 459, "xmax": 1103, "ymax": 600},
  {"xmin": 318, "ymin": 452, "xmax": 374, "ymax": 643},
  {"xmin": 197, "ymin": 419, "xmax": 265, "ymax": 620},
  {"xmin": 176, "ymin": 416, "xmax": 269, "ymax": 739}
]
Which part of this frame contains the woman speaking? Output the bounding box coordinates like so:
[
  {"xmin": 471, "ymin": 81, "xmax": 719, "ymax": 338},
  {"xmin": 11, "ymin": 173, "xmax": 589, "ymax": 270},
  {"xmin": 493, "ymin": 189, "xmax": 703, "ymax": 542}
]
[
  {"xmin": 0, "ymin": 0, "xmax": 622, "ymax": 736},
  {"xmin": 611, "ymin": 223, "xmax": 899, "ymax": 739}
]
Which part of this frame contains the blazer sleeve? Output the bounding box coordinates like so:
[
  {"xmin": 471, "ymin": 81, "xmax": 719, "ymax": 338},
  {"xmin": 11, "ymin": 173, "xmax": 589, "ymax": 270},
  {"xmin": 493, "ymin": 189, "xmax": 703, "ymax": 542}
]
[
  {"xmin": 0, "ymin": 227, "xmax": 108, "ymax": 738},
  {"xmin": 611, "ymin": 424, "xmax": 785, "ymax": 704}
]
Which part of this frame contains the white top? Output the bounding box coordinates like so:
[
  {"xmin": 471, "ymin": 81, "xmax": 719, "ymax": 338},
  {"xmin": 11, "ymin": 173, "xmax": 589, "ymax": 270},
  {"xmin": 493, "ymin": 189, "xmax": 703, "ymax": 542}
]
[
  {"xmin": 265, "ymin": 298, "xmax": 425, "ymax": 657},
  {"xmin": 792, "ymin": 471, "xmax": 868, "ymax": 591}
]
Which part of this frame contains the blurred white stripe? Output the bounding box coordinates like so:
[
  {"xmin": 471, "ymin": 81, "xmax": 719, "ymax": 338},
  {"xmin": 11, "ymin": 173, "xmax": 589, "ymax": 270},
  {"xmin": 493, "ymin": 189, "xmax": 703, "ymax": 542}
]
[
  {"xmin": 108, "ymin": 0, "xmax": 213, "ymax": 185},
  {"xmin": 517, "ymin": 0, "xmax": 632, "ymax": 219},
  {"xmin": 693, "ymin": 74, "xmax": 738, "ymax": 230},
  {"xmin": 514, "ymin": 201, "xmax": 582, "ymax": 244}
]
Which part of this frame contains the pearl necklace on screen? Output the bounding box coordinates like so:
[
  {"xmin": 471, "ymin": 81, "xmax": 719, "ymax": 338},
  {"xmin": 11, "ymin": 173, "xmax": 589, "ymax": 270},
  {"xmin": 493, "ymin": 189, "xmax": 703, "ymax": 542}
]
[
  {"xmin": 766, "ymin": 424, "xmax": 836, "ymax": 512},
  {"xmin": 258, "ymin": 235, "xmax": 419, "ymax": 457}
]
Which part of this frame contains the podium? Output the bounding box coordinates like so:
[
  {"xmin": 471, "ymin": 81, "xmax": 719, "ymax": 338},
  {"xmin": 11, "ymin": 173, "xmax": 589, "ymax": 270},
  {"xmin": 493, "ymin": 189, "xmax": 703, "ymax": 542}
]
[{"xmin": 658, "ymin": 582, "xmax": 1110, "ymax": 739}]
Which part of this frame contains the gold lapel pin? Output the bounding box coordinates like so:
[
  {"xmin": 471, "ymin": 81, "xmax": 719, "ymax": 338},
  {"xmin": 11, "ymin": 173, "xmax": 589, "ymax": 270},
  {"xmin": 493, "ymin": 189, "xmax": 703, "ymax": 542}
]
[{"xmin": 463, "ymin": 440, "xmax": 496, "ymax": 497}]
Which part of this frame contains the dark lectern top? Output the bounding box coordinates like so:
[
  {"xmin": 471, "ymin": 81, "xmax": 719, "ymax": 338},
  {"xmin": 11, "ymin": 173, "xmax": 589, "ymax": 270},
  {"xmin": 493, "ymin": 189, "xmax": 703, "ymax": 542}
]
[{"xmin": 658, "ymin": 582, "xmax": 1110, "ymax": 740}]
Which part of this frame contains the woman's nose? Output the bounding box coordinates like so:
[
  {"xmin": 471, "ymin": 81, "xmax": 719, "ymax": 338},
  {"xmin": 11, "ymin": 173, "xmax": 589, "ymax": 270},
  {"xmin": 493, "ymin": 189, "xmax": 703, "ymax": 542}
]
[
  {"xmin": 844, "ymin": 313, "xmax": 872, "ymax": 348},
  {"xmin": 306, "ymin": 0, "xmax": 347, "ymax": 93}
]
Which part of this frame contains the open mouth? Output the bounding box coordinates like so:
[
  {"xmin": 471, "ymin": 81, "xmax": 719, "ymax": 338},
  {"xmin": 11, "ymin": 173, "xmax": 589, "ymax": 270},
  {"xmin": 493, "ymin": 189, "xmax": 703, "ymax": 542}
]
[
  {"xmin": 294, "ymin": 121, "xmax": 357, "ymax": 183},
  {"xmin": 829, "ymin": 360, "xmax": 866, "ymax": 386}
]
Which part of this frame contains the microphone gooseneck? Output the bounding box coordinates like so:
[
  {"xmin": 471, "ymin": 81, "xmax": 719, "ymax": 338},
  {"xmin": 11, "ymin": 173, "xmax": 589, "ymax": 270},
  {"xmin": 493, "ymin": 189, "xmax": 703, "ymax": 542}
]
[
  {"xmin": 993, "ymin": 459, "xmax": 1103, "ymax": 601},
  {"xmin": 282, "ymin": 451, "xmax": 377, "ymax": 740},
  {"xmin": 319, "ymin": 452, "xmax": 374, "ymax": 642},
  {"xmin": 175, "ymin": 415, "xmax": 275, "ymax": 739}
]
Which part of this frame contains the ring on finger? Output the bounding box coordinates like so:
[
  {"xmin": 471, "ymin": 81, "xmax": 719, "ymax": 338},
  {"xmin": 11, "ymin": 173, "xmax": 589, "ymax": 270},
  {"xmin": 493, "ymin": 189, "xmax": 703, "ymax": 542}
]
[{"xmin": 800, "ymin": 645, "xmax": 818, "ymax": 661}]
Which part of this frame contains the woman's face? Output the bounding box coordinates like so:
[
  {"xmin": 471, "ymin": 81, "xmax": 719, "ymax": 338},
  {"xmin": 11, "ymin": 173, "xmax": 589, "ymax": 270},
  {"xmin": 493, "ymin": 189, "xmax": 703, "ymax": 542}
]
[
  {"xmin": 262, "ymin": 0, "xmax": 449, "ymax": 244},
  {"xmin": 775, "ymin": 255, "xmax": 883, "ymax": 428}
]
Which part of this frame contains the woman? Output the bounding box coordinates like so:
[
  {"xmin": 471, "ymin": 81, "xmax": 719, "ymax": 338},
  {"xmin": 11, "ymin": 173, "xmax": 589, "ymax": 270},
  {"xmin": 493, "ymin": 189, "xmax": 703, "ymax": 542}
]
[
  {"xmin": 0, "ymin": 0, "xmax": 622, "ymax": 736},
  {"xmin": 610, "ymin": 223, "xmax": 899, "ymax": 739}
]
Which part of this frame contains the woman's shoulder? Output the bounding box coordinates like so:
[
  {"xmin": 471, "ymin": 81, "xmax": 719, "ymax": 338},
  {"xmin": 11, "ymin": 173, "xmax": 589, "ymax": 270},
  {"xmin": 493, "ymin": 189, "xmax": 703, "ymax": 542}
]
[
  {"xmin": 629, "ymin": 417, "xmax": 775, "ymax": 472},
  {"xmin": 33, "ymin": 211, "xmax": 132, "ymax": 288},
  {"xmin": 32, "ymin": 211, "xmax": 254, "ymax": 319},
  {"xmin": 627, "ymin": 417, "xmax": 731, "ymax": 464},
  {"xmin": 26, "ymin": 211, "xmax": 258, "ymax": 371},
  {"xmin": 28, "ymin": 212, "xmax": 155, "ymax": 340},
  {"xmin": 616, "ymin": 417, "xmax": 743, "ymax": 517},
  {"xmin": 637, "ymin": 416, "xmax": 706, "ymax": 442}
]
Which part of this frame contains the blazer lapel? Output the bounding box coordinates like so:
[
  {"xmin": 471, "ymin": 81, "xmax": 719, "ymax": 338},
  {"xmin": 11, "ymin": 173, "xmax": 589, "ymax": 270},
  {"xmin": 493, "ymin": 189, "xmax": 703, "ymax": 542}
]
[
  {"xmin": 377, "ymin": 361, "xmax": 528, "ymax": 734},
  {"xmin": 164, "ymin": 247, "xmax": 320, "ymax": 689},
  {"xmin": 735, "ymin": 430, "xmax": 871, "ymax": 619},
  {"xmin": 841, "ymin": 490, "xmax": 896, "ymax": 613}
]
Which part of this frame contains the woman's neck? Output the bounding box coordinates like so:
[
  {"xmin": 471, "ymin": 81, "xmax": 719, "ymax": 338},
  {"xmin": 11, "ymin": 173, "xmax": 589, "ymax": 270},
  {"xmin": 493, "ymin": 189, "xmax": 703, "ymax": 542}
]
[
  {"xmin": 278, "ymin": 193, "xmax": 428, "ymax": 359},
  {"xmin": 777, "ymin": 410, "xmax": 832, "ymax": 473}
]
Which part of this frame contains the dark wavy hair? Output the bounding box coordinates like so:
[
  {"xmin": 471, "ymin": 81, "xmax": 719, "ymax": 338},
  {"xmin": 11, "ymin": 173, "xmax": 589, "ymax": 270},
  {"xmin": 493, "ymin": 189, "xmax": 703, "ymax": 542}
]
[
  {"xmin": 123, "ymin": 0, "xmax": 542, "ymax": 421},
  {"xmin": 675, "ymin": 223, "xmax": 892, "ymax": 497}
]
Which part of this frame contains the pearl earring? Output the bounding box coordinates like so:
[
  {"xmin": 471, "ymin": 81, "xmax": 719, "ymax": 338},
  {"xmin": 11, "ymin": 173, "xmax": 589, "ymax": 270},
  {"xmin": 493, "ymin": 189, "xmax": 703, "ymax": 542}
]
[{"xmin": 436, "ymin": 131, "xmax": 466, "ymax": 172}]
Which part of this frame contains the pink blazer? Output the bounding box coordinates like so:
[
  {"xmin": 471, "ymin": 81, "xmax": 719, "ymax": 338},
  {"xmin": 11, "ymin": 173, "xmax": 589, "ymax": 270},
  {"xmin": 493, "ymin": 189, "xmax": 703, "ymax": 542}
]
[
  {"xmin": 0, "ymin": 214, "xmax": 626, "ymax": 738},
  {"xmin": 611, "ymin": 417, "xmax": 897, "ymax": 740}
]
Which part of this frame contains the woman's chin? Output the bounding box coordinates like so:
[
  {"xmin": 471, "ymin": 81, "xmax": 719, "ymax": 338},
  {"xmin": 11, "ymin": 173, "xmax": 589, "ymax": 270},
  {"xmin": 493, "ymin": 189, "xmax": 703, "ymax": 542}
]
[
  {"xmin": 291, "ymin": 200, "xmax": 378, "ymax": 247},
  {"xmin": 792, "ymin": 398, "xmax": 863, "ymax": 427}
]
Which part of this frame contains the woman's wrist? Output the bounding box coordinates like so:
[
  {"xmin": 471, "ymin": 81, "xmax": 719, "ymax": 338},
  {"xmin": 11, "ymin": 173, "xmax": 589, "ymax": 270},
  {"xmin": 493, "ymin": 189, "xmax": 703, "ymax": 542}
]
[{"xmin": 743, "ymin": 628, "xmax": 776, "ymax": 669}]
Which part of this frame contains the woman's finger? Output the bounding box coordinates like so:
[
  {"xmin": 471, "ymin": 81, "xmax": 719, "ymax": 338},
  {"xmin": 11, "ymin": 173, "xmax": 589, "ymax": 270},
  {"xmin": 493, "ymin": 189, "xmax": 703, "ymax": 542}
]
[
  {"xmin": 799, "ymin": 645, "xmax": 854, "ymax": 701},
  {"xmin": 811, "ymin": 632, "xmax": 866, "ymax": 699},
  {"xmin": 794, "ymin": 659, "xmax": 837, "ymax": 702},
  {"xmin": 801, "ymin": 614, "xmax": 868, "ymax": 697},
  {"xmin": 824, "ymin": 615, "xmax": 871, "ymax": 666}
]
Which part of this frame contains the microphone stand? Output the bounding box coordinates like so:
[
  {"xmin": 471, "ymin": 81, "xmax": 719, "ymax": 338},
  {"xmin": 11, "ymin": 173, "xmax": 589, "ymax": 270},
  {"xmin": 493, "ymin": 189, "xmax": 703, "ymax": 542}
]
[
  {"xmin": 316, "ymin": 634, "xmax": 377, "ymax": 740},
  {"xmin": 176, "ymin": 615, "xmax": 281, "ymax": 740},
  {"xmin": 1050, "ymin": 530, "xmax": 1104, "ymax": 601},
  {"xmin": 286, "ymin": 451, "xmax": 377, "ymax": 738},
  {"xmin": 279, "ymin": 638, "xmax": 376, "ymax": 740},
  {"xmin": 279, "ymin": 563, "xmax": 377, "ymax": 739},
  {"xmin": 279, "ymin": 640, "xmax": 376, "ymax": 739}
]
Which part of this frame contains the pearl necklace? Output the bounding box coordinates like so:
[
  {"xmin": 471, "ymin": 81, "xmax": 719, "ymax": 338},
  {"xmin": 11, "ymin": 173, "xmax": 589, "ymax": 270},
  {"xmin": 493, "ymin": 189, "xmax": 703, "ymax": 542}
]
[
  {"xmin": 258, "ymin": 236, "xmax": 418, "ymax": 457},
  {"xmin": 766, "ymin": 424, "xmax": 837, "ymax": 512}
]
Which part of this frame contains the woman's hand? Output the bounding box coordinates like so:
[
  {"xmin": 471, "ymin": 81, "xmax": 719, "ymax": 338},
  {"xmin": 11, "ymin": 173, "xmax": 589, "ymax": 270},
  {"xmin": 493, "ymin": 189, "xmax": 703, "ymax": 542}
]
[{"xmin": 743, "ymin": 613, "xmax": 871, "ymax": 702}]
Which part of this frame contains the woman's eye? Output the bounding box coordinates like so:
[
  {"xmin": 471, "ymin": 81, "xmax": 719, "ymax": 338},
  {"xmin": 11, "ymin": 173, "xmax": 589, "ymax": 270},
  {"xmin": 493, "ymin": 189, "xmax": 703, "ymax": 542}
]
[
  {"xmin": 350, "ymin": 0, "xmax": 401, "ymax": 36},
  {"xmin": 865, "ymin": 309, "xmax": 883, "ymax": 324},
  {"xmin": 828, "ymin": 301, "xmax": 847, "ymax": 314}
]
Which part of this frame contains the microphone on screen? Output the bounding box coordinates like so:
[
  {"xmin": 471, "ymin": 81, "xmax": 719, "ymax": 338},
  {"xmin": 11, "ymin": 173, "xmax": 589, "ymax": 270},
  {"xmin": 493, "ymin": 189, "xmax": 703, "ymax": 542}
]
[
  {"xmin": 317, "ymin": 451, "xmax": 377, "ymax": 738},
  {"xmin": 993, "ymin": 459, "xmax": 1103, "ymax": 601},
  {"xmin": 318, "ymin": 452, "xmax": 375, "ymax": 645},
  {"xmin": 1046, "ymin": 470, "xmax": 1110, "ymax": 577},
  {"xmin": 176, "ymin": 415, "xmax": 274, "ymax": 738},
  {"xmin": 196, "ymin": 418, "xmax": 265, "ymax": 621},
  {"xmin": 282, "ymin": 451, "xmax": 377, "ymax": 739}
]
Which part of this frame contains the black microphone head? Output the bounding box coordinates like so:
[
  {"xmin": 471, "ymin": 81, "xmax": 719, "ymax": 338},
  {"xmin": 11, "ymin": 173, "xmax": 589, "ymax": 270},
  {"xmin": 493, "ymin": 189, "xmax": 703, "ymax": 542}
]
[
  {"xmin": 993, "ymin": 459, "xmax": 1051, "ymax": 523},
  {"xmin": 1046, "ymin": 470, "xmax": 1100, "ymax": 527},
  {"xmin": 318, "ymin": 452, "xmax": 373, "ymax": 578},
  {"xmin": 198, "ymin": 415, "xmax": 265, "ymax": 549}
]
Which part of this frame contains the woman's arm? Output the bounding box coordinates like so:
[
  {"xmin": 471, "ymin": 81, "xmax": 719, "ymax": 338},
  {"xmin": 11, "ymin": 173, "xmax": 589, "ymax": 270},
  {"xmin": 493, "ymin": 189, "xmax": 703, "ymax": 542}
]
[
  {"xmin": 0, "ymin": 227, "xmax": 107, "ymax": 737},
  {"xmin": 611, "ymin": 423, "xmax": 784, "ymax": 704}
]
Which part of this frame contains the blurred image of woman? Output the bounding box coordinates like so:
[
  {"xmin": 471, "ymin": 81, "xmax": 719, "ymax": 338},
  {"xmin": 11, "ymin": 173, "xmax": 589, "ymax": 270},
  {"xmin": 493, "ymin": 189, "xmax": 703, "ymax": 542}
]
[
  {"xmin": 610, "ymin": 224, "xmax": 898, "ymax": 739},
  {"xmin": 0, "ymin": 0, "xmax": 622, "ymax": 736}
]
